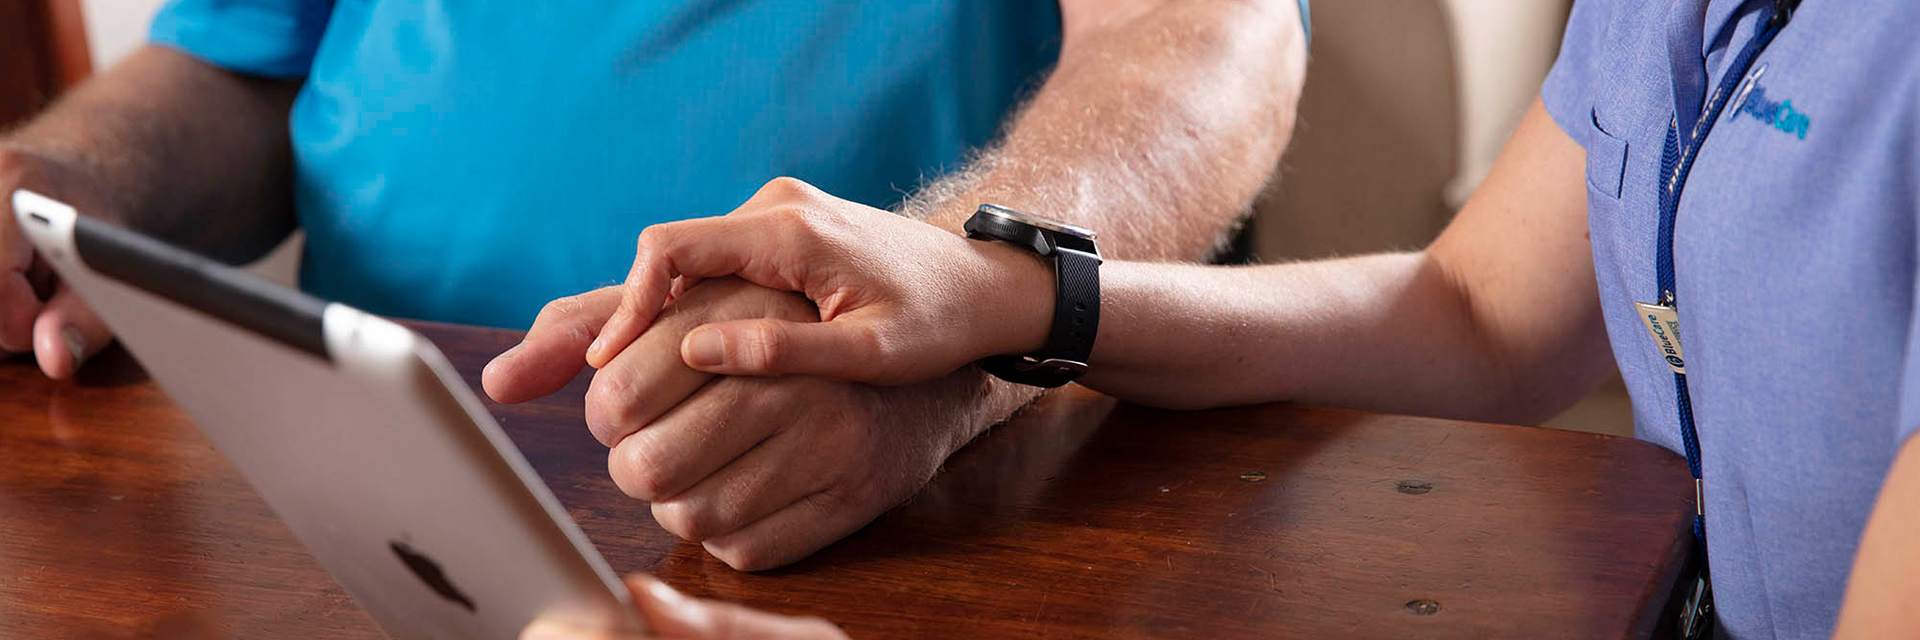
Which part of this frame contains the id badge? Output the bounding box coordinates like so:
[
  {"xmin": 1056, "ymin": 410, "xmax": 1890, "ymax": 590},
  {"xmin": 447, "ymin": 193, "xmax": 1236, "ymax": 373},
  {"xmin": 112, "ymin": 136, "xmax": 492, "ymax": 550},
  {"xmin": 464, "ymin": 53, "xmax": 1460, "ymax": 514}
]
[{"xmin": 1635, "ymin": 302, "xmax": 1685, "ymax": 374}]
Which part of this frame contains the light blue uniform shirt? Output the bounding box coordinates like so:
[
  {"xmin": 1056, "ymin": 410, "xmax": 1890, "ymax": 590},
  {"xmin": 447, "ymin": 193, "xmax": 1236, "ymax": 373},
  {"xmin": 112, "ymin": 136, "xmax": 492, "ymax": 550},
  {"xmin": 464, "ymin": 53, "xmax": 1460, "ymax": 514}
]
[
  {"xmin": 149, "ymin": 1, "xmax": 1062, "ymax": 327},
  {"xmin": 1545, "ymin": 0, "xmax": 1920, "ymax": 637}
]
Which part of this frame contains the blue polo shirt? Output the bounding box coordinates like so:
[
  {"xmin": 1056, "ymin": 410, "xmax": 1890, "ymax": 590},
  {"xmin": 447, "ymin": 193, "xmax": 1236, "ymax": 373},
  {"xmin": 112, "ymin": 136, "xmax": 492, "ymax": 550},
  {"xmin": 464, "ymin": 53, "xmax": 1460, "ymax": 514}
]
[
  {"xmin": 1546, "ymin": 0, "xmax": 1920, "ymax": 637},
  {"xmin": 148, "ymin": 1, "xmax": 1062, "ymax": 327}
]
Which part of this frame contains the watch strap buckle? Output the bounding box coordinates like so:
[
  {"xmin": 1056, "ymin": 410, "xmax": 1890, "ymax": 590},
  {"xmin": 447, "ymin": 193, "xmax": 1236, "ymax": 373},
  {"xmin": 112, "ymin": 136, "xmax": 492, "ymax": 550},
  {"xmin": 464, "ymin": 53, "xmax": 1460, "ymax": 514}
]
[{"xmin": 1012, "ymin": 357, "xmax": 1088, "ymax": 377}]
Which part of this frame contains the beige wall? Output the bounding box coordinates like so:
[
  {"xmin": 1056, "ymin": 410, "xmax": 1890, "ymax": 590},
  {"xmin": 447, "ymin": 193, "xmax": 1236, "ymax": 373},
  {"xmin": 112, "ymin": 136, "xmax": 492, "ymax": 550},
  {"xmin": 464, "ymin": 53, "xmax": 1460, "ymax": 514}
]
[
  {"xmin": 1255, "ymin": 0, "xmax": 1569, "ymax": 260},
  {"xmin": 80, "ymin": 0, "xmax": 164, "ymax": 68},
  {"xmin": 1251, "ymin": 0, "xmax": 1630, "ymax": 436}
]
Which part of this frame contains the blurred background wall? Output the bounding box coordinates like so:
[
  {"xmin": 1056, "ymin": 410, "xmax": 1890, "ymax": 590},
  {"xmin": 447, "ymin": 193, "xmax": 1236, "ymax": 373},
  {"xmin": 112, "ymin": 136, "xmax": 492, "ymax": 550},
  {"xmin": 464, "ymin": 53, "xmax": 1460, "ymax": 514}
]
[
  {"xmin": 34, "ymin": 0, "xmax": 1630, "ymax": 435},
  {"xmin": 1250, "ymin": 0, "xmax": 1629, "ymax": 436},
  {"xmin": 80, "ymin": 0, "xmax": 164, "ymax": 68}
]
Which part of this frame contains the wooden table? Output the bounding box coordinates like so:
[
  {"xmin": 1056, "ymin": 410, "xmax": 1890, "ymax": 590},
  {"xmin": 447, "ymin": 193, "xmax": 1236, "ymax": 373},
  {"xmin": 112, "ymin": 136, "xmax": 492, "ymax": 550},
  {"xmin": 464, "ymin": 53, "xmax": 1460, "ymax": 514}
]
[{"xmin": 0, "ymin": 321, "xmax": 1695, "ymax": 639}]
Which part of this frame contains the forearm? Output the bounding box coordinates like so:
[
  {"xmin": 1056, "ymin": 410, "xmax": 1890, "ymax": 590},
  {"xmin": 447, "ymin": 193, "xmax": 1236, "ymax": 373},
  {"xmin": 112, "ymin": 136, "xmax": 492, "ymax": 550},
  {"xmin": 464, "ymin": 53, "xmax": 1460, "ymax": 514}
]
[
  {"xmin": 1073, "ymin": 253, "xmax": 1565, "ymax": 422},
  {"xmin": 899, "ymin": 0, "xmax": 1305, "ymax": 262},
  {"xmin": 1833, "ymin": 436, "xmax": 1920, "ymax": 639},
  {"xmin": 977, "ymin": 102, "xmax": 1607, "ymax": 424},
  {"xmin": 3, "ymin": 46, "xmax": 300, "ymax": 262}
]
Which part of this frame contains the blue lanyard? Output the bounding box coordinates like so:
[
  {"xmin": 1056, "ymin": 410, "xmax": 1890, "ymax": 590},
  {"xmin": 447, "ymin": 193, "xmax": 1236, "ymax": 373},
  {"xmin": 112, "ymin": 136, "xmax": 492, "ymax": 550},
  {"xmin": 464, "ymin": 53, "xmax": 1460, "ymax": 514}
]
[
  {"xmin": 1654, "ymin": 0, "xmax": 1792, "ymax": 545},
  {"xmin": 1655, "ymin": 6, "xmax": 1795, "ymax": 636}
]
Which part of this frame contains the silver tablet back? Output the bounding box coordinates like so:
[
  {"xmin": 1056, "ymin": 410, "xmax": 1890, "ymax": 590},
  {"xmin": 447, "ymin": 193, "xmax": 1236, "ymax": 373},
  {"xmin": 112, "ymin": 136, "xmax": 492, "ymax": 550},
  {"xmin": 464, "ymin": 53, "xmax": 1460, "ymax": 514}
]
[{"xmin": 13, "ymin": 190, "xmax": 641, "ymax": 639}]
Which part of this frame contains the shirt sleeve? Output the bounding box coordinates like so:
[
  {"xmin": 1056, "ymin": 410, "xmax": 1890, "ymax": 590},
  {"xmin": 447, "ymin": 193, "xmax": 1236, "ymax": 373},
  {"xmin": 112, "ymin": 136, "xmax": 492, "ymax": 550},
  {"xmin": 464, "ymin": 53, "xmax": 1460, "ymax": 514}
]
[
  {"xmin": 148, "ymin": 0, "xmax": 336, "ymax": 78},
  {"xmin": 1297, "ymin": 0, "xmax": 1311, "ymax": 48},
  {"xmin": 1539, "ymin": 0, "xmax": 1614, "ymax": 147}
]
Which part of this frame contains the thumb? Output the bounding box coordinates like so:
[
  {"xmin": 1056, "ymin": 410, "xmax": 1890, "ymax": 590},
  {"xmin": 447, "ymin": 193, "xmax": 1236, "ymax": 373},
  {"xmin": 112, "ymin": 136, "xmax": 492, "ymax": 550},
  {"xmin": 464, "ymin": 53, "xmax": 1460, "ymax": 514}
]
[
  {"xmin": 680, "ymin": 318, "xmax": 890, "ymax": 382},
  {"xmin": 32, "ymin": 282, "xmax": 111, "ymax": 380},
  {"xmin": 484, "ymin": 287, "xmax": 624, "ymax": 404}
]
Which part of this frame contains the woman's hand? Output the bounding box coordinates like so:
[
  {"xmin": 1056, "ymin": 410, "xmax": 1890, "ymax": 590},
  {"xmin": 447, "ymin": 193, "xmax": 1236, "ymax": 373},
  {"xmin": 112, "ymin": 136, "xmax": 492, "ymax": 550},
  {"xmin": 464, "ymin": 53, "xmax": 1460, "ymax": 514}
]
[
  {"xmin": 584, "ymin": 177, "xmax": 1056, "ymax": 386},
  {"xmin": 520, "ymin": 575, "xmax": 847, "ymax": 640}
]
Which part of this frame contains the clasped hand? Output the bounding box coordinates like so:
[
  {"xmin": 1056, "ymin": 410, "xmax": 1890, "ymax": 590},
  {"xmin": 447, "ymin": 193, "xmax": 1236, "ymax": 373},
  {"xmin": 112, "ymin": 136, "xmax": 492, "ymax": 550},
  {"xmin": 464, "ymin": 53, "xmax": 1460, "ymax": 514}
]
[
  {"xmin": 588, "ymin": 176, "xmax": 1055, "ymax": 384},
  {"xmin": 482, "ymin": 178, "xmax": 1046, "ymax": 571}
]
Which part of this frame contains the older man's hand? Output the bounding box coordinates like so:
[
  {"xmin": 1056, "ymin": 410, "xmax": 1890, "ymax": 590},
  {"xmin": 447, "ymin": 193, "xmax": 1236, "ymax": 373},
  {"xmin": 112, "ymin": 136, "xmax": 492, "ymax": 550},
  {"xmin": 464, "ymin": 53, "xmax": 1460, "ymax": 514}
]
[{"xmin": 483, "ymin": 278, "xmax": 997, "ymax": 570}]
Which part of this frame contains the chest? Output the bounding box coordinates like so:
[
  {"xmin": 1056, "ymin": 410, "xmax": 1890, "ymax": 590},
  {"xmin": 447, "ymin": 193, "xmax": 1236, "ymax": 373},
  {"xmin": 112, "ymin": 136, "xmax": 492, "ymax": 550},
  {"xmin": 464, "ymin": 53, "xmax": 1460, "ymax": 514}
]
[{"xmin": 1580, "ymin": 0, "xmax": 1920, "ymax": 436}]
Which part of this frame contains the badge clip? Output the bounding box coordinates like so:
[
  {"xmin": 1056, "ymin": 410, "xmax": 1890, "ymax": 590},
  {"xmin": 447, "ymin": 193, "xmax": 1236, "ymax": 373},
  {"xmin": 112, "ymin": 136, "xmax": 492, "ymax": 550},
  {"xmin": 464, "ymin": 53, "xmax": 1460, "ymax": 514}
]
[{"xmin": 1635, "ymin": 297, "xmax": 1685, "ymax": 374}]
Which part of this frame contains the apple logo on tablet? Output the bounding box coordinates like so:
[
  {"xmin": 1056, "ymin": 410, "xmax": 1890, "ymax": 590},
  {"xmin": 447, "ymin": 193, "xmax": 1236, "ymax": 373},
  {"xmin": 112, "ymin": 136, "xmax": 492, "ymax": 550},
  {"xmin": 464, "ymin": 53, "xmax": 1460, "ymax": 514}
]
[{"xmin": 391, "ymin": 539, "xmax": 476, "ymax": 613}]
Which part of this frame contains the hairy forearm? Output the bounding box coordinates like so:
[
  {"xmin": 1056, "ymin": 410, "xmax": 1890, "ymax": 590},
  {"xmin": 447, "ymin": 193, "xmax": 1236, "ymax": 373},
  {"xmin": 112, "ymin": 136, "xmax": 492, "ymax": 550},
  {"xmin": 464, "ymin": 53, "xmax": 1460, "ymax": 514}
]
[
  {"xmin": 3, "ymin": 46, "xmax": 300, "ymax": 262},
  {"xmin": 899, "ymin": 0, "xmax": 1305, "ymax": 261},
  {"xmin": 891, "ymin": 0, "xmax": 1304, "ymax": 431}
]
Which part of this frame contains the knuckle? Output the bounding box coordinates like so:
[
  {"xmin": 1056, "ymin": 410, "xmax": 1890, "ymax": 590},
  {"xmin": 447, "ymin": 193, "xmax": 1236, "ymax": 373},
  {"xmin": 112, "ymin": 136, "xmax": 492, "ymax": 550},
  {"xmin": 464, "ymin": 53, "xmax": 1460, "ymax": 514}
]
[
  {"xmin": 762, "ymin": 176, "xmax": 815, "ymax": 200},
  {"xmin": 705, "ymin": 539, "xmax": 775, "ymax": 572},
  {"xmin": 650, "ymin": 500, "xmax": 711, "ymax": 541},
  {"xmin": 635, "ymin": 225, "xmax": 672, "ymax": 257},
  {"xmin": 800, "ymin": 490, "xmax": 846, "ymax": 518},
  {"xmin": 535, "ymin": 295, "xmax": 583, "ymax": 323},
  {"xmin": 583, "ymin": 377, "xmax": 639, "ymax": 446},
  {"xmin": 744, "ymin": 323, "xmax": 785, "ymax": 369},
  {"xmin": 851, "ymin": 325, "xmax": 893, "ymax": 367},
  {"xmin": 608, "ymin": 432, "xmax": 673, "ymax": 500}
]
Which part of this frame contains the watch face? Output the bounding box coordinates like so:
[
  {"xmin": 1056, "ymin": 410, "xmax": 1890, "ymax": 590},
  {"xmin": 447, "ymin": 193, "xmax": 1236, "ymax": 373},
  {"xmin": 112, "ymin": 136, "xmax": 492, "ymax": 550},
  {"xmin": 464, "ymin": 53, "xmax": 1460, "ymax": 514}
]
[{"xmin": 977, "ymin": 204, "xmax": 1097, "ymax": 240}]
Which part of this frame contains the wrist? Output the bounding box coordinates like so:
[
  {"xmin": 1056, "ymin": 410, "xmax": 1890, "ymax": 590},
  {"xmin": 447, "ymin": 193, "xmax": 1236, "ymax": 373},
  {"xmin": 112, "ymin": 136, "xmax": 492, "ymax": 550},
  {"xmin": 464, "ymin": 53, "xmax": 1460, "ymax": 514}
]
[{"xmin": 969, "ymin": 239, "xmax": 1056, "ymax": 359}]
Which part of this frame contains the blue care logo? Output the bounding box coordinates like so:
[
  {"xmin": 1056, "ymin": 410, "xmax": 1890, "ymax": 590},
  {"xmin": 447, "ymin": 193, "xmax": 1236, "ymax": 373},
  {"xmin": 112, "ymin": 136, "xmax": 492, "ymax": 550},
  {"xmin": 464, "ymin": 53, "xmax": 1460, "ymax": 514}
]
[
  {"xmin": 1645, "ymin": 313, "xmax": 1684, "ymax": 369},
  {"xmin": 1727, "ymin": 63, "xmax": 1811, "ymax": 140}
]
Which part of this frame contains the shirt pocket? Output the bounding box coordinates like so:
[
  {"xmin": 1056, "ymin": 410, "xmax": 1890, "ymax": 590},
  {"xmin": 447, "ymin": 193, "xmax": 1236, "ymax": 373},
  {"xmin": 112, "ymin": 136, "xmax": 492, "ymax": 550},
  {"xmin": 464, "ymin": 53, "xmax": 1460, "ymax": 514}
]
[{"xmin": 1585, "ymin": 107, "xmax": 1629, "ymax": 199}]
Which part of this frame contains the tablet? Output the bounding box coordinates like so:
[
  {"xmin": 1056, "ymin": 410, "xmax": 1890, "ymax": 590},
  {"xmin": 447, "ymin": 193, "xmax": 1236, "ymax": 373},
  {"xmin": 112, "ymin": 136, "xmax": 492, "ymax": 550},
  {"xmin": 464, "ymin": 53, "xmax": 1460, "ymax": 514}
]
[{"xmin": 10, "ymin": 190, "xmax": 642, "ymax": 639}]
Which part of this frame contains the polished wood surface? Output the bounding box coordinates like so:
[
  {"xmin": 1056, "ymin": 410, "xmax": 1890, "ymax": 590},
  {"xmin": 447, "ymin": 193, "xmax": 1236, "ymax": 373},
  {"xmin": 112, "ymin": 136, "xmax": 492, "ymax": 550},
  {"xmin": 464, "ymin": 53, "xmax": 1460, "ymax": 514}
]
[{"xmin": 0, "ymin": 321, "xmax": 1694, "ymax": 639}]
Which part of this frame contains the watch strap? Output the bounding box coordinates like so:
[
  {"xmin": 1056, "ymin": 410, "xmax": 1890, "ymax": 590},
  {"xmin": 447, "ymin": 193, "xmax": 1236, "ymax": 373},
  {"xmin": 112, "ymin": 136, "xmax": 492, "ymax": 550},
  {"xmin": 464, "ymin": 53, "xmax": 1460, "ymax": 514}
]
[{"xmin": 978, "ymin": 245, "xmax": 1100, "ymax": 388}]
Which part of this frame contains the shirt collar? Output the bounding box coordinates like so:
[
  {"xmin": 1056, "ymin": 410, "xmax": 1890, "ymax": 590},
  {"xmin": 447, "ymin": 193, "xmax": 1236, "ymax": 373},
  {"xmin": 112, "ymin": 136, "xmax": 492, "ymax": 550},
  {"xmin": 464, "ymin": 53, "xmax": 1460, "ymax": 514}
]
[{"xmin": 1666, "ymin": 0, "xmax": 1769, "ymax": 132}]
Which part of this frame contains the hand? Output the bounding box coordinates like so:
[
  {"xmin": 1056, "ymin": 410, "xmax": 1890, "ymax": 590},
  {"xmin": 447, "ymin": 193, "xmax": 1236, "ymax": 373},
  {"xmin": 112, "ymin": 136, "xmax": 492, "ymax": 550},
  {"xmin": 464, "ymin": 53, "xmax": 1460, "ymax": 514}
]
[
  {"xmin": 585, "ymin": 177, "xmax": 1055, "ymax": 386},
  {"xmin": 520, "ymin": 574, "xmax": 846, "ymax": 640},
  {"xmin": 0, "ymin": 144, "xmax": 117, "ymax": 379},
  {"xmin": 484, "ymin": 278, "xmax": 999, "ymax": 570}
]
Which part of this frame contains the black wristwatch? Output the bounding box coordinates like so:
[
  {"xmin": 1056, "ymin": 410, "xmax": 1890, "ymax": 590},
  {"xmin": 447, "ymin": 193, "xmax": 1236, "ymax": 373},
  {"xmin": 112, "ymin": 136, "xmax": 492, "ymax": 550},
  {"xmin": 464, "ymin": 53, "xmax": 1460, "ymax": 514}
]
[{"xmin": 963, "ymin": 204, "xmax": 1101, "ymax": 388}]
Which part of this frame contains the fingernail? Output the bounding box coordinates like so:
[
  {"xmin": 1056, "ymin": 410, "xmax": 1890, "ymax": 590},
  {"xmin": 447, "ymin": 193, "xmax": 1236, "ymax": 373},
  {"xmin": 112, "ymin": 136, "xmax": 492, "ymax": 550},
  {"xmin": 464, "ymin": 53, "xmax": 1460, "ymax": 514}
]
[
  {"xmin": 60, "ymin": 325, "xmax": 85, "ymax": 364},
  {"xmin": 587, "ymin": 335, "xmax": 606, "ymax": 359},
  {"xmin": 683, "ymin": 328, "xmax": 725, "ymax": 368}
]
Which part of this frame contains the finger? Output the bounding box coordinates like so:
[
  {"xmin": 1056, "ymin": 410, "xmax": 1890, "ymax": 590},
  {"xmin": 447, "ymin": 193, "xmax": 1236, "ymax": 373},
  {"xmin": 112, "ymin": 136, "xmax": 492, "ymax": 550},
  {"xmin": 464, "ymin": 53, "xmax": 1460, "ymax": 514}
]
[
  {"xmin": 586, "ymin": 223, "xmax": 701, "ymax": 370},
  {"xmin": 627, "ymin": 575, "xmax": 846, "ymax": 639},
  {"xmin": 649, "ymin": 426, "xmax": 825, "ymax": 542},
  {"xmin": 604, "ymin": 378, "xmax": 777, "ymax": 502},
  {"xmin": 680, "ymin": 318, "xmax": 888, "ymax": 382},
  {"xmin": 581, "ymin": 310, "xmax": 718, "ymax": 448},
  {"xmin": 483, "ymin": 287, "xmax": 622, "ymax": 404},
  {"xmin": 699, "ymin": 486, "xmax": 881, "ymax": 572},
  {"xmin": 32, "ymin": 283, "xmax": 111, "ymax": 380},
  {"xmin": 0, "ymin": 270, "xmax": 40, "ymax": 353},
  {"xmin": 0, "ymin": 207, "xmax": 39, "ymax": 353},
  {"xmin": 667, "ymin": 276, "xmax": 702, "ymax": 303},
  {"xmin": 588, "ymin": 214, "xmax": 801, "ymax": 369}
]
